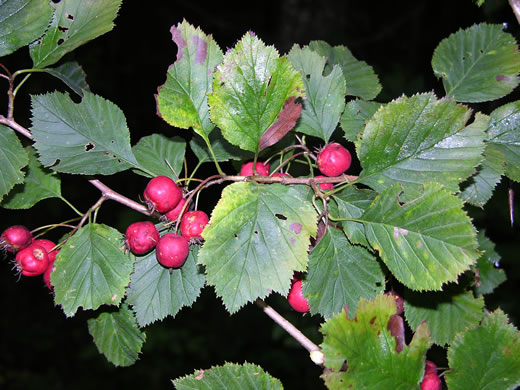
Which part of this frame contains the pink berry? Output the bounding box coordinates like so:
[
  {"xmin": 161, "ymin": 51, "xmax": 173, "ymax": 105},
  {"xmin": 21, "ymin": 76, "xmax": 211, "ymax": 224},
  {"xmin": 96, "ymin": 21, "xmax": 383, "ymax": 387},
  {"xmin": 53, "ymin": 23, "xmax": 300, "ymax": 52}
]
[
  {"xmin": 144, "ymin": 176, "xmax": 183, "ymax": 213},
  {"xmin": 180, "ymin": 211, "xmax": 209, "ymax": 240},
  {"xmin": 125, "ymin": 221, "xmax": 160, "ymax": 255},
  {"xmin": 317, "ymin": 143, "xmax": 352, "ymax": 177},
  {"xmin": 240, "ymin": 161, "xmax": 270, "ymax": 176},
  {"xmin": 1, "ymin": 225, "xmax": 33, "ymax": 253},
  {"xmin": 424, "ymin": 360, "xmax": 438, "ymax": 376},
  {"xmin": 33, "ymin": 239, "xmax": 59, "ymax": 262},
  {"xmin": 164, "ymin": 198, "xmax": 189, "ymax": 222},
  {"xmin": 288, "ymin": 278, "xmax": 309, "ymax": 313},
  {"xmin": 15, "ymin": 243, "xmax": 49, "ymax": 276},
  {"xmin": 420, "ymin": 373, "xmax": 441, "ymax": 390},
  {"xmin": 315, "ymin": 175, "xmax": 334, "ymax": 190},
  {"xmin": 155, "ymin": 233, "xmax": 189, "ymax": 268}
]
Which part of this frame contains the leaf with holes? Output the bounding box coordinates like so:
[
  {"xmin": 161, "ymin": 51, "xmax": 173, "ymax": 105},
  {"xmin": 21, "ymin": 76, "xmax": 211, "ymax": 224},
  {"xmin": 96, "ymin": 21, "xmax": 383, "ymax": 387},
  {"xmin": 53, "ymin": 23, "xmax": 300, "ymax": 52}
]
[
  {"xmin": 209, "ymin": 32, "xmax": 304, "ymax": 152},
  {"xmin": 358, "ymin": 182, "xmax": 479, "ymax": 291},
  {"xmin": 303, "ymin": 228, "xmax": 385, "ymax": 319},
  {"xmin": 432, "ymin": 23, "xmax": 520, "ymax": 103},
  {"xmin": 132, "ymin": 134, "xmax": 186, "ymax": 178},
  {"xmin": 52, "ymin": 223, "xmax": 134, "ymax": 317},
  {"xmin": 43, "ymin": 61, "xmax": 90, "ymax": 97},
  {"xmin": 0, "ymin": 124, "xmax": 28, "ymax": 202},
  {"xmin": 126, "ymin": 245, "xmax": 205, "ymax": 327},
  {"xmin": 87, "ymin": 303, "xmax": 146, "ymax": 367},
  {"xmin": 198, "ymin": 182, "xmax": 317, "ymax": 313},
  {"xmin": 321, "ymin": 294, "xmax": 432, "ymax": 389},
  {"xmin": 30, "ymin": 0, "xmax": 121, "ymax": 69},
  {"xmin": 30, "ymin": 91, "xmax": 139, "ymax": 175}
]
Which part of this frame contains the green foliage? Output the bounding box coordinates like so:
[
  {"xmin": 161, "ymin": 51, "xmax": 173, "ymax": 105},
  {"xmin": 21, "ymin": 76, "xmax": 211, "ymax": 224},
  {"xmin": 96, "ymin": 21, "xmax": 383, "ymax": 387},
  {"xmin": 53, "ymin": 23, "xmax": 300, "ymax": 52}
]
[
  {"xmin": 0, "ymin": 124, "xmax": 28, "ymax": 202},
  {"xmin": 474, "ymin": 231, "xmax": 506, "ymax": 296},
  {"xmin": 42, "ymin": 61, "xmax": 90, "ymax": 97},
  {"xmin": 340, "ymin": 99, "xmax": 382, "ymax": 143},
  {"xmin": 132, "ymin": 134, "xmax": 186, "ymax": 179}
]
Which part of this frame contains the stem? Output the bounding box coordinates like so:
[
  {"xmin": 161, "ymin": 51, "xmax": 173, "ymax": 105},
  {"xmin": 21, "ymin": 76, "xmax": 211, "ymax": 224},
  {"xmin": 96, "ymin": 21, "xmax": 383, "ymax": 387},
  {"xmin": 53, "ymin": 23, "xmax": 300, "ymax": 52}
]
[
  {"xmin": 88, "ymin": 179, "xmax": 154, "ymax": 216},
  {"xmin": 59, "ymin": 195, "xmax": 83, "ymax": 217},
  {"xmin": 201, "ymin": 133, "xmax": 224, "ymax": 176},
  {"xmin": 0, "ymin": 115, "xmax": 33, "ymax": 139}
]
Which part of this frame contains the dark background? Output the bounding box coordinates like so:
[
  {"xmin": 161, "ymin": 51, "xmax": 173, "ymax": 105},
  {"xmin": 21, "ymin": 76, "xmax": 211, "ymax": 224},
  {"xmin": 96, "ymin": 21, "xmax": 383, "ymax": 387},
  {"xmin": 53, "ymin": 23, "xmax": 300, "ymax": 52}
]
[{"xmin": 1, "ymin": 0, "xmax": 519, "ymax": 389}]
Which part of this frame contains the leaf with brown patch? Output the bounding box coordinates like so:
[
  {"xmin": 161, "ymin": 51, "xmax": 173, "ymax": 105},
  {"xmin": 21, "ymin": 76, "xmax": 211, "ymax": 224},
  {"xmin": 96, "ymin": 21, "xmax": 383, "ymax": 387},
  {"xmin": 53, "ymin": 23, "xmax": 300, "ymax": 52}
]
[{"xmin": 259, "ymin": 97, "xmax": 301, "ymax": 150}]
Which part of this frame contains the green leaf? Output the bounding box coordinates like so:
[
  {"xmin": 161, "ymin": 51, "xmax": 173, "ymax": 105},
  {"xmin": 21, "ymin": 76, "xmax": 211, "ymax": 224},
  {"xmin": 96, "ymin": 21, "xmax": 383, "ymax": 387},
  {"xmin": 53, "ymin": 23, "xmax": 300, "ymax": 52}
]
[
  {"xmin": 288, "ymin": 45, "xmax": 346, "ymax": 143},
  {"xmin": 445, "ymin": 310, "xmax": 520, "ymax": 390},
  {"xmin": 156, "ymin": 20, "xmax": 223, "ymax": 138},
  {"xmin": 30, "ymin": 0, "xmax": 122, "ymax": 69},
  {"xmin": 404, "ymin": 288, "xmax": 484, "ymax": 346},
  {"xmin": 126, "ymin": 244, "xmax": 205, "ymax": 327},
  {"xmin": 52, "ymin": 223, "xmax": 134, "ymax": 317},
  {"xmin": 321, "ymin": 294, "xmax": 432, "ymax": 389},
  {"xmin": 340, "ymin": 99, "xmax": 382, "ymax": 143},
  {"xmin": 308, "ymin": 40, "xmax": 381, "ymax": 100},
  {"xmin": 30, "ymin": 91, "xmax": 138, "ymax": 175},
  {"xmin": 43, "ymin": 61, "xmax": 90, "ymax": 97},
  {"xmin": 303, "ymin": 228, "xmax": 385, "ymax": 319},
  {"xmin": 132, "ymin": 134, "xmax": 186, "ymax": 178},
  {"xmin": 209, "ymin": 32, "xmax": 304, "ymax": 152},
  {"xmin": 0, "ymin": 0, "xmax": 53, "ymax": 57},
  {"xmin": 190, "ymin": 130, "xmax": 247, "ymax": 164},
  {"xmin": 0, "ymin": 124, "xmax": 28, "ymax": 202},
  {"xmin": 357, "ymin": 93, "xmax": 485, "ymax": 201},
  {"xmin": 487, "ymin": 100, "xmax": 520, "ymax": 181},
  {"xmin": 198, "ymin": 182, "xmax": 317, "ymax": 313},
  {"xmin": 87, "ymin": 303, "xmax": 146, "ymax": 367},
  {"xmin": 432, "ymin": 23, "xmax": 520, "ymax": 103},
  {"xmin": 173, "ymin": 362, "xmax": 284, "ymax": 389},
  {"xmin": 359, "ymin": 183, "xmax": 479, "ymax": 291},
  {"xmin": 2, "ymin": 146, "xmax": 61, "ymax": 209},
  {"xmin": 474, "ymin": 230, "xmax": 506, "ymax": 296}
]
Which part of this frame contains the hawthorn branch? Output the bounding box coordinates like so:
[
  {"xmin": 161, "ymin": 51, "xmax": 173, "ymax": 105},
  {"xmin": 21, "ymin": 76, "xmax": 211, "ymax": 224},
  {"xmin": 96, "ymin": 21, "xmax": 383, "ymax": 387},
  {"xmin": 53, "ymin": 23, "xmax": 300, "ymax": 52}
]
[{"xmin": 88, "ymin": 179, "xmax": 154, "ymax": 216}]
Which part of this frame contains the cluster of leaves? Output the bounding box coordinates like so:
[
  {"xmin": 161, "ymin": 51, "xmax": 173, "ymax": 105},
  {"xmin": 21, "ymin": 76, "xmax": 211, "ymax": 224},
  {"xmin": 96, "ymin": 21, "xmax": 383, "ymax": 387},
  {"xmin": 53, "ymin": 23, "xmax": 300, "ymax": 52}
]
[{"xmin": 1, "ymin": 1, "xmax": 520, "ymax": 389}]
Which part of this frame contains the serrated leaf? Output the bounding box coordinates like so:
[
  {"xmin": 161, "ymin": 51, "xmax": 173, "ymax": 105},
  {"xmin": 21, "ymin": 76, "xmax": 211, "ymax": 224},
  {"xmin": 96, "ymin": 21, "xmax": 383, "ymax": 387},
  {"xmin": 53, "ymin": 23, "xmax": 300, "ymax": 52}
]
[
  {"xmin": 288, "ymin": 45, "xmax": 345, "ymax": 143},
  {"xmin": 308, "ymin": 40, "xmax": 381, "ymax": 101},
  {"xmin": 30, "ymin": 91, "xmax": 139, "ymax": 175},
  {"xmin": 432, "ymin": 23, "xmax": 520, "ymax": 103},
  {"xmin": 474, "ymin": 230, "xmax": 506, "ymax": 296},
  {"xmin": 126, "ymin": 245, "xmax": 205, "ymax": 327},
  {"xmin": 52, "ymin": 223, "xmax": 134, "ymax": 317},
  {"xmin": 359, "ymin": 183, "xmax": 479, "ymax": 291},
  {"xmin": 0, "ymin": 124, "xmax": 28, "ymax": 202},
  {"xmin": 445, "ymin": 310, "xmax": 520, "ymax": 390},
  {"xmin": 209, "ymin": 32, "xmax": 304, "ymax": 152},
  {"xmin": 404, "ymin": 288, "xmax": 484, "ymax": 346},
  {"xmin": 87, "ymin": 303, "xmax": 146, "ymax": 367},
  {"xmin": 357, "ymin": 93, "xmax": 485, "ymax": 201},
  {"xmin": 132, "ymin": 134, "xmax": 186, "ymax": 179},
  {"xmin": 0, "ymin": 0, "xmax": 53, "ymax": 57},
  {"xmin": 303, "ymin": 228, "xmax": 385, "ymax": 319},
  {"xmin": 156, "ymin": 20, "xmax": 223, "ymax": 137},
  {"xmin": 340, "ymin": 99, "xmax": 382, "ymax": 143},
  {"xmin": 173, "ymin": 362, "xmax": 283, "ymax": 389},
  {"xmin": 2, "ymin": 146, "xmax": 61, "ymax": 209},
  {"xmin": 190, "ymin": 130, "xmax": 248, "ymax": 164},
  {"xmin": 320, "ymin": 294, "xmax": 432, "ymax": 389},
  {"xmin": 259, "ymin": 96, "xmax": 301, "ymax": 150},
  {"xmin": 487, "ymin": 100, "xmax": 520, "ymax": 181},
  {"xmin": 198, "ymin": 182, "xmax": 317, "ymax": 313},
  {"xmin": 43, "ymin": 61, "xmax": 90, "ymax": 97},
  {"xmin": 30, "ymin": 0, "xmax": 121, "ymax": 69}
]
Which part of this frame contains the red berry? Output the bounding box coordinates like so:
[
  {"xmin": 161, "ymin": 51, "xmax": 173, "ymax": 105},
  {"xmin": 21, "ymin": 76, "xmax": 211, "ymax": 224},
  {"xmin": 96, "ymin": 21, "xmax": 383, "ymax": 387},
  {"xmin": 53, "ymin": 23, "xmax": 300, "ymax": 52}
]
[
  {"xmin": 155, "ymin": 233, "xmax": 189, "ymax": 268},
  {"xmin": 272, "ymin": 172, "xmax": 291, "ymax": 178},
  {"xmin": 43, "ymin": 261, "xmax": 56, "ymax": 291},
  {"xmin": 240, "ymin": 161, "xmax": 270, "ymax": 176},
  {"xmin": 180, "ymin": 211, "xmax": 209, "ymax": 240},
  {"xmin": 1, "ymin": 225, "xmax": 33, "ymax": 252},
  {"xmin": 33, "ymin": 239, "xmax": 59, "ymax": 262},
  {"xmin": 315, "ymin": 175, "xmax": 334, "ymax": 190},
  {"xmin": 144, "ymin": 176, "xmax": 182, "ymax": 213},
  {"xmin": 420, "ymin": 373, "xmax": 441, "ymax": 390},
  {"xmin": 125, "ymin": 221, "xmax": 160, "ymax": 255},
  {"xmin": 424, "ymin": 360, "xmax": 438, "ymax": 376},
  {"xmin": 317, "ymin": 143, "xmax": 352, "ymax": 177},
  {"xmin": 288, "ymin": 279, "xmax": 309, "ymax": 313},
  {"xmin": 164, "ymin": 198, "xmax": 189, "ymax": 222},
  {"xmin": 15, "ymin": 243, "xmax": 49, "ymax": 276}
]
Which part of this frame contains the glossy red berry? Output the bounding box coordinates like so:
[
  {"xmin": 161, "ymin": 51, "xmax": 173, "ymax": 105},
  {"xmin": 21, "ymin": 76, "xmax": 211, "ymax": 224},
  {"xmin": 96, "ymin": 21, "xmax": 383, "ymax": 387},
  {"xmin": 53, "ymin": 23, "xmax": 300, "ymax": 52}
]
[
  {"xmin": 155, "ymin": 233, "xmax": 189, "ymax": 268},
  {"xmin": 125, "ymin": 221, "xmax": 160, "ymax": 255},
  {"xmin": 240, "ymin": 161, "xmax": 270, "ymax": 176},
  {"xmin": 317, "ymin": 142, "xmax": 352, "ymax": 177},
  {"xmin": 180, "ymin": 210, "xmax": 209, "ymax": 240},
  {"xmin": 43, "ymin": 261, "xmax": 56, "ymax": 291},
  {"xmin": 164, "ymin": 198, "xmax": 189, "ymax": 222},
  {"xmin": 315, "ymin": 175, "xmax": 334, "ymax": 190},
  {"xmin": 420, "ymin": 373, "xmax": 441, "ymax": 390},
  {"xmin": 33, "ymin": 239, "xmax": 59, "ymax": 262},
  {"xmin": 288, "ymin": 278, "xmax": 309, "ymax": 313},
  {"xmin": 424, "ymin": 360, "xmax": 438, "ymax": 376},
  {"xmin": 15, "ymin": 243, "xmax": 49, "ymax": 276},
  {"xmin": 1, "ymin": 225, "xmax": 33, "ymax": 253},
  {"xmin": 143, "ymin": 176, "xmax": 182, "ymax": 213}
]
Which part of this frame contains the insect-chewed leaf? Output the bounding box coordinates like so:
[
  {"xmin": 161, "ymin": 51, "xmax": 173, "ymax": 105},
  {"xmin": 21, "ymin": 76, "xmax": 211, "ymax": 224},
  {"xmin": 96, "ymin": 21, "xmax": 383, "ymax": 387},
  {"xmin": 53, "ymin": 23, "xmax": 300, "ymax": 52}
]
[
  {"xmin": 0, "ymin": 124, "xmax": 28, "ymax": 202},
  {"xmin": 359, "ymin": 182, "xmax": 479, "ymax": 291},
  {"xmin": 198, "ymin": 182, "xmax": 317, "ymax": 313},
  {"xmin": 156, "ymin": 19, "xmax": 223, "ymax": 137},
  {"xmin": 132, "ymin": 134, "xmax": 186, "ymax": 178}
]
